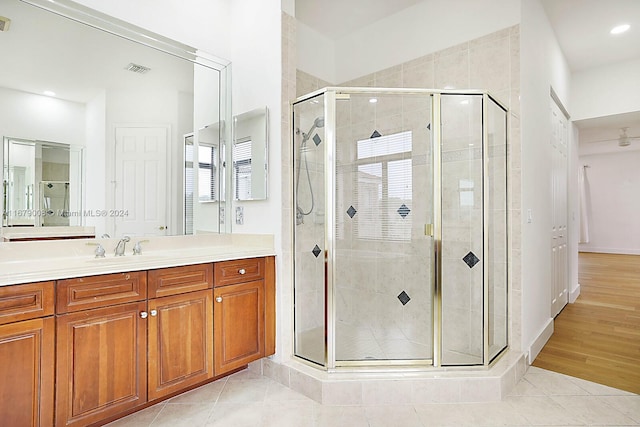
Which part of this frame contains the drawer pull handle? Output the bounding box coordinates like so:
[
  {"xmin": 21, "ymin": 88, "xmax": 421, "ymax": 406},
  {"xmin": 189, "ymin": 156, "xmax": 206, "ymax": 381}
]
[
  {"xmin": 216, "ymin": 296, "xmax": 222, "ymax": 303},
  {"xmin": 140, "ymin": 311, "xmax": 148, "ymax": 319},
  {"xmin": 238, "ymin": 268, "xmax": 246, "ymax": 275},
  {"xmin": 150, "ymin": 309, "xmax": 158, "ymax": 317}
]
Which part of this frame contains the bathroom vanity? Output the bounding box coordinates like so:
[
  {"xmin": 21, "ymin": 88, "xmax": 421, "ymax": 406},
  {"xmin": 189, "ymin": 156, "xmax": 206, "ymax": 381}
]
[{"xmin": 0, "ymin": 234, "xmax": 275, "ymax": 427}]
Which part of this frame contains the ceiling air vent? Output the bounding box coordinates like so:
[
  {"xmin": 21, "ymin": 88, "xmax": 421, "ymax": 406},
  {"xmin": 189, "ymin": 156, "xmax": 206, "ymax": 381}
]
[
  {"xmin": 0, "ymin": 16, "xmax": 11, "ymax": 32},
  {"xmin": 125, "ymin": 63, "xmax": 151, "ymax": 74}
]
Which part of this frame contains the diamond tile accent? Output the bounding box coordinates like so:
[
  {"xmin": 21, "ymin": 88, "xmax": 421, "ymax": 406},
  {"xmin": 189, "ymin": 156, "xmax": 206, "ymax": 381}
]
[
  {"xmin": 397, "ymin": 204, "xmax": 410, "ymax": 218},
  {"xmin": 426, "ymin": 123, "xmax": 431, "ymax": 130},
  {"xmin": 313, "ymin": 134, "xmax": 322, "ymax": 146},
  {"xmin": 346, "ymin": 205, "xmax": 357, "ymax": 218},
  {"xmin": 312, "ymin": 245, "xmax": 322, "ymax": 258},
  {"xmin": 370, "ymin": 130, "xmax": 382, "ymax": 138},
  {"xmin": 397, "ymin": 291, "xmax": 411, "ymax": 306},
  {"xmin": 463, "ymin": 251, "xmax": 480, "ymax": 268}
]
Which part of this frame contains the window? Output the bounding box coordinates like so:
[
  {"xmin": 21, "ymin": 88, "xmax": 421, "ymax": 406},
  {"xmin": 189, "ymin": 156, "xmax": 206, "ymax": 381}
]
[
  {"xmin": 184, "ymin": 134, "xmax": 194, "ymax": 234},
  {"xmin": 354, "ymin": 131, "xmax": 413, "ymax": 241},
  {"xmin": 233, "ymin": 138, "xmax": 252, "ymax": 200},
  {"xmin": 198, "ymin": 144, "xmax": 217, "ymax": 201}
]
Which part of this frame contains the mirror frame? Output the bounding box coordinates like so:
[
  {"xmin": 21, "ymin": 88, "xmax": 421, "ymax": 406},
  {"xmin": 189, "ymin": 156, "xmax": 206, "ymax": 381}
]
[{"xmin": 4, "ymin": 0, "xmax": 234, "ymax": 234}]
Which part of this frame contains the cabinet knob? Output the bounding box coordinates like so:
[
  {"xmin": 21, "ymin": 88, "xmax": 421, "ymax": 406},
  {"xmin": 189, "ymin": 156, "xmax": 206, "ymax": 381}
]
[
  {"xmin": 238, "ymin": 268, "xmax": 246, "ymax": 275},
  {"xmin": 216, "ymin": 296, "xmax": 222, "ymax": 303},
  {"xmin": 140, "ymin": 311, "xmax": 148, "ymax": 319},
  {"xmin": 150, "ymin": 309, "xmax": 158, "ymax": 317}
]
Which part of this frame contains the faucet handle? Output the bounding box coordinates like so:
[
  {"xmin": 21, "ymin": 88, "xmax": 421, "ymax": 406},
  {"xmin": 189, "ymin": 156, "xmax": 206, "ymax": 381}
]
[
  {"xmin": 86, "ymin": 242, "xmax": 106, "ymax": 258},
  {"xmin": 132, "ymin": 239, "xmax": 149, "ymax": 255}
]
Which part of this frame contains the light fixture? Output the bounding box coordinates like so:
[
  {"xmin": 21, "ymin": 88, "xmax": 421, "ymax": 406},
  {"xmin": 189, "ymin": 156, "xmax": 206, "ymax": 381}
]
[
  {"xmin": 610, "ymin": 24, "xmax": 630, "ymax": 35},
  {"xmin": 43, "ymin": 90, "xmax": 56, "ymax": 97},
  {"xmin": 369, "ymin": 98, "xmax": 378, "ymax": 104}
]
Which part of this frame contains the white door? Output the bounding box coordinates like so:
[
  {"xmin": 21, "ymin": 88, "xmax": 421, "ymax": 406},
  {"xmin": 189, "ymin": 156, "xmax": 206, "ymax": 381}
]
[
  {"xmin": 114, "ymin": 127, "xmax": 169, "ymax": 237},
  {"xmin": 550, "ymin": 99, "xmax": 569, "ymax": 317}
]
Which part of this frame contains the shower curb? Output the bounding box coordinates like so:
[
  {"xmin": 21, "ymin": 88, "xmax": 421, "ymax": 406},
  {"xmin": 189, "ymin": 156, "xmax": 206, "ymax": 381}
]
[{"xmin": 260, "ymin": 350, "xmax": 528, "ymax": 404}]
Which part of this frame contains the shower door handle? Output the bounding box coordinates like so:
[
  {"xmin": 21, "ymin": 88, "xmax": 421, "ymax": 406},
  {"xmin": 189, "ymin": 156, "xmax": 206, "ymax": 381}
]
[{"xmin": 425, "ymin": 224, "xmax": 434, "ymax": 237}]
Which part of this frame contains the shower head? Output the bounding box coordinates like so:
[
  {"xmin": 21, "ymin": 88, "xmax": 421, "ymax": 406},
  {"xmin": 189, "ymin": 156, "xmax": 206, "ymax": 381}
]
[{"xmin": 300, "ymin": 116, "xmax": 325, "ymax": 144}]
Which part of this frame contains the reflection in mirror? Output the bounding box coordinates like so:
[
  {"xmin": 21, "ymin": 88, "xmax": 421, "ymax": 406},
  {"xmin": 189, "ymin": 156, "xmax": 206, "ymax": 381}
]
[
  {"xmin": 3, "ymin": 138, "xmax": 83, "ymax": 227},
  {"xmin": 197, "ymin": 124, "xmax": 222, "ymax": 203},
  {"xmin": 0, "ymin": 0, "xmax": 231, "ymax": 238},
  {"xmin": 232, "ymin": 107, "xmax": 268, "ymax": 201},
  {"xmin": 183, "ymin": 133, "xmax": 194, "ymax": 234}
]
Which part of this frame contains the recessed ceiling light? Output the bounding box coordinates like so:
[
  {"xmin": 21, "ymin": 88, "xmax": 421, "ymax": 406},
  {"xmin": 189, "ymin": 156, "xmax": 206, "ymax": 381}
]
[
  {"xmin": 610, "ymin": 24, "xmax": 630, "ymax": 35},
  {"xmin": 43, "ymin": 90, "xmax": 56, "ymax": 97},
  {"xmin": 369, "ymin": 98, "xmax": 378, "ymax": 104}
]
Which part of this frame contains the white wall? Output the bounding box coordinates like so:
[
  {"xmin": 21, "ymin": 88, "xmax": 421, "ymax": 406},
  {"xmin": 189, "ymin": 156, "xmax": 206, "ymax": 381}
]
[
  {"xmin": 296, "ymin": 22, "xmax": 336, "ymax": 84},
  {"xmin": 568, "ymin": 123, "xmax": 580, "ymax": 302},
  {"xmin": 229, "ymin": 0, "xmax": 282, "ymax": 236},
  {"xmin": 0, "ymin": 87, "xmax": 85, "ymax": 145},
  {"xmin": 571, "ymin": 58, "xmax": 640, "ymax": 121},
  {"xmin": 578, "ymin": 150, "xmax": 640, "ymax": 255},
  {"xmin": 520, "ymin": 0, "xmax": 572, "ymax": 361},
  {"xmin": 84, "ymin": 91, "xmax": 107, "ymax": 235},
  {"xmin": 298, "ymin": 0, "xmax": 520, "ymax": 84}
]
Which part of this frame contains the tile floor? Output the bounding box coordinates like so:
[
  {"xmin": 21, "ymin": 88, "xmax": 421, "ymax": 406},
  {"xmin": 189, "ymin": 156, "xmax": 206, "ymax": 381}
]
[{"xmin": 107, "ymin": 366, "xmax": 640, "ymax": 426}]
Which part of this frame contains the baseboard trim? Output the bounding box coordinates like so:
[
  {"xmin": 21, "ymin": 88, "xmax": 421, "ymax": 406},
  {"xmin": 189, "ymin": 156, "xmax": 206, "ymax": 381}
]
[
  {"xmin": 528, "ymin": 318, "xmax": 554, "ymax": 364},
  {"xmin": 569, "ymin": 283, "xmax": 581, "ymax": 303}
]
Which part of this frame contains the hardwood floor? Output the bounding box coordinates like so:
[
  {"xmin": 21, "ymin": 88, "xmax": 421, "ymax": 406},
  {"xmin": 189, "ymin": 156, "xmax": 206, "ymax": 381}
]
[{"xmin": 533, "ymin": 252, "xmax": 640, "ymax": 394}]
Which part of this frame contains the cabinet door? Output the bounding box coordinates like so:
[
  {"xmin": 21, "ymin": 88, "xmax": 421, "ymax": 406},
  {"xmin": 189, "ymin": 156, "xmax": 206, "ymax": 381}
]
[
  {"xmin": 56, "ymin": 302, "xmax": 147, "ymax": 427},
  {"xmin": 0, "ymin": 317, "xmax": 54, "ymax": 427},
  {"xmin": 214, "ymin": 280, "xmax": 265, "ymax": 375},
  {"xmin": 147, "ymin": 290, "xmax": 213, "ymax": 400}
]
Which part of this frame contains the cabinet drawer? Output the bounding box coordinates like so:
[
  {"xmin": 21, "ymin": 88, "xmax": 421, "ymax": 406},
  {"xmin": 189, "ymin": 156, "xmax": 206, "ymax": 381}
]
[
  {"xmin": 214, "ymin": 257, "xmax": 265, "ymax": 287},
  {"xmin": 148, "ymin": 263, "xmax": 213, "ymax": 298},
  {"xmin": 57, "ymin": 272, "xmax": 147, "ymax": 314},
  {"xmin": 0, "ymin": 281, "xmax": 55, "ymax": 325}
]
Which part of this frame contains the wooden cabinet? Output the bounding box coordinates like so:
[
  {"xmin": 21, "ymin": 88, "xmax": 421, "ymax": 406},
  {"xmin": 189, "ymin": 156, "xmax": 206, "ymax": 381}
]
[
  {"xmin": 148, "ymin": 263, "xmax": 213, "ymax": 298},
  {"xmin": 147, "ymin": 263, "xmax": 213, "ymax": 400},
  {"xmin": 56, "ymin": 271, "xmax": 147, "ymax": 314},
  {"xmin": 56, "ymin": 272, "xmax": 148, "ymax": 427},
  {"xmin": 213, "ymin": 256, "xmax": 275, "ymax": 375},
  {"xmin": 55, "ymin": 264, "xmax": 215, "ymax": 425},
  {"xmin": 1, "ymin": 255, "xmax": 273, "ymax": 426},
  {"xmin": 214, "ymin": 279, "xmax": 265, "ymax": 374},
  {"xmin": 55, "ymin": 302, "xmax": 147, "ymax": 427},
  {"xmin": 0, "ymin": 281, "xmax": 55, "ymax": 427}
]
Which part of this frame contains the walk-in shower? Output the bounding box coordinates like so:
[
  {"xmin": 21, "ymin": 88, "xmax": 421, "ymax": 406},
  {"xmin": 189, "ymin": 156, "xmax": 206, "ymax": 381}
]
[{"xmin": 292, "ymin": 88, "xmax": 508, "ymax": 369}]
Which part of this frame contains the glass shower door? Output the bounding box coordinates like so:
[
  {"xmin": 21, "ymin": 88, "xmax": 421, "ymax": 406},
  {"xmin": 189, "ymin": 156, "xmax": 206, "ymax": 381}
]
[
  {"xmin": 293, "ymin": 93, "xmax": 327, "ymax": 366},
  {"xmin": 439, "ymin": 94, "xmax": 485, "ymax": 365},
  {"xmin": 333, "ymin": 91, "xmax": 434, "ymax": 363}
]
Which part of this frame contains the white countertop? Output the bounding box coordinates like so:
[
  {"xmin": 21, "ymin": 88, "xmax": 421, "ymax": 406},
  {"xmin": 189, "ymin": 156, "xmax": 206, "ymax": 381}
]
[
  {"xmin": 1, "ymin": 226, "xmax": 96, "ymax": 240},
  {"xmin": 0, "ymin": 233, "xmax": 275, "ymax": 286}
]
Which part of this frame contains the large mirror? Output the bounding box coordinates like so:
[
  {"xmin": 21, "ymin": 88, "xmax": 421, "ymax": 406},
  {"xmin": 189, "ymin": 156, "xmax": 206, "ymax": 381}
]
[
  {"xmin": 232, "ymin": 107, "xmax": 268, "ymax": 201},
  {"xmin": 3, "ymin": 138, "xmax": 83, "ymax": 227},
  {"xmin": 0, "ymin": 0, "xmax": 231, "ymax": 238}
]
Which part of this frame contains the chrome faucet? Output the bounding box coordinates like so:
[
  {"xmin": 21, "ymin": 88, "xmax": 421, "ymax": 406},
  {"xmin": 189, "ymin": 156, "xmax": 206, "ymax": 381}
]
[{"xmin": 114, "ymin": 236, "xmax": 131, "ymax": 256}]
